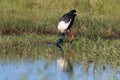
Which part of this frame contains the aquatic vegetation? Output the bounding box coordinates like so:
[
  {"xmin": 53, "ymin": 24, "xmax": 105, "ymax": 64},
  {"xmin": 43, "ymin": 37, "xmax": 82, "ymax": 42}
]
[{"xmin": 0, "ymin": 34, "xmax": 119, "ymax": 66}]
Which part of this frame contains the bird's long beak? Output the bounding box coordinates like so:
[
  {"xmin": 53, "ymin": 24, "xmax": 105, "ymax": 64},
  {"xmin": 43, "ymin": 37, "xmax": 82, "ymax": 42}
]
[
  {"xmin": 74, "ymin": 12, "xmax": 77, "ymax": 15},
  {"xmin": 74, "ymin": 12, "xmax": 77, "ymax": 16}
]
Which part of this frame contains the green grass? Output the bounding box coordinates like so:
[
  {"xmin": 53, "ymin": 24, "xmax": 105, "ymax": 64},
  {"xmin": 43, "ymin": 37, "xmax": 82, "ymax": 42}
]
[
  {"xmin": 0, "ymin": 34, "xmax": 119, "ymax": 66},
  {"xmin": 0, "ymin": 0, "xmax": 120, "ymax": 37},
  {"xmin": 0, "ymin": 0, "xmax": 120, "ymax": 66}
]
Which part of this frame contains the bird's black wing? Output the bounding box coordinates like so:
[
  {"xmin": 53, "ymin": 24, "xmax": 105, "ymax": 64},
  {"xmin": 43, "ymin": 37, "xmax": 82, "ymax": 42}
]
[{"xmin": 60, "ymin": 13, "xmax": 73, "ymax": 23}]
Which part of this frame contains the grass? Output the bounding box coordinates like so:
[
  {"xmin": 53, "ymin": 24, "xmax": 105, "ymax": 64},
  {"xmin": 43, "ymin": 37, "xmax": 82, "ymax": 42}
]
[
  {"xmin": 0, "ymin": 0, "xmax": 120, "ymax": 66},
  {"xmin": 0, "ymin": 34, "xmax": 119, "ymax": 66},
  {"xmin": 0, "ymin": 0, "xmax": 120, "ymax": 37}
]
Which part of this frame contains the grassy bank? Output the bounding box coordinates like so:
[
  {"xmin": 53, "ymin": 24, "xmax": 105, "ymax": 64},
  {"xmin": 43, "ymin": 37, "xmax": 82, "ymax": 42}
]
[
  {"xmin": 0, "ymin": 0, "xmax": 120, "ymax": 66},
  {"xmin": 0, "ymin": 34, "xmax": 120, "ymax": 66},
  {"xmin": 0, "ymin": 0, "xmax": 120, "ymax": 37}
]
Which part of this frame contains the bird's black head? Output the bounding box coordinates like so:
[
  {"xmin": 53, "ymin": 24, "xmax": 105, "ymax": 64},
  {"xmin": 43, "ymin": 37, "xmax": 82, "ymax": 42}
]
[{"xmin": 70, "ymin": 9, "xmax": 76, "ymax": 14}]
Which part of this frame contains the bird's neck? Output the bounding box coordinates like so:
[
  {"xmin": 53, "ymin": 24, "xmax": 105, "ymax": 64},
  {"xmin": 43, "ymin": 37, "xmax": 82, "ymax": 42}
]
[
  {"xmin": 61, "ymin": 33, "xmax": 65, "ymax": 40},
  {"xmin": 56, "ymin": 33, "xmax": 65, "ymax": 45},
  {"xmin": 55, "ymin": 33, "xmax": 65, "ymax": 57}
]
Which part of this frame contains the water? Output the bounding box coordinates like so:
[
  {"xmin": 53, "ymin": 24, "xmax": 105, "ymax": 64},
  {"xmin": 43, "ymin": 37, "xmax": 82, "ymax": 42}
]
[{"xmin": 0, "ymin": 59, "xmax": 120, "ymax": 80}]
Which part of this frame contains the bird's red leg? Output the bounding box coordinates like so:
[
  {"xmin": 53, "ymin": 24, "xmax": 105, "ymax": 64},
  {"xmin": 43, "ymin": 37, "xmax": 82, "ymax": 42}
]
[
  {"xmin": 66, "ymin": 29, "xmax": 75, "ymax": 61},
  {"xmin": 69, "ymin": 30, "xmax": 75, "ymax": 44},
  {"xmin": 66, "ymin": 30, "xmax": 70, "ymax": 42},
  {"xmin": 66, "ymin": 29, "xmax": 75, "ymax": 43}
]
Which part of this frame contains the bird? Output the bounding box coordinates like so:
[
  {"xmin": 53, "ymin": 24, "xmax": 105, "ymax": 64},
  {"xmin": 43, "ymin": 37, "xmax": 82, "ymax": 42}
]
[
  {"xmin": 57, "ymin": 9, "xmax": 77, "ymax": 44},
  {"xmin": 56, "ymin": 10, "xmax": 76, "ymax": 70},
  {"xmin": 56, "ymin": 9, "xmax": 77, "ymax": 56}
]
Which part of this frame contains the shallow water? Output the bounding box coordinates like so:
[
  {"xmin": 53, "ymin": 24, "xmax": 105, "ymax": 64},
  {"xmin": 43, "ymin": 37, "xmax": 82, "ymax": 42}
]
[{"xmin": 0, "ymin": 59, "xmax": 120, "ymax": 80}]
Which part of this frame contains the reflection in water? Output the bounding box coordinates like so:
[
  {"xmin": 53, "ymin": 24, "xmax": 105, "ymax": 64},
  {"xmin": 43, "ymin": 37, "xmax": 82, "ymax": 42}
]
[
  {"xmin": 57, "ymin": 57, "xmax": 73, "ymax": 72},
  {"xmin": 0, "ymin": 59, "xmax": 120, "ymax": 80}
]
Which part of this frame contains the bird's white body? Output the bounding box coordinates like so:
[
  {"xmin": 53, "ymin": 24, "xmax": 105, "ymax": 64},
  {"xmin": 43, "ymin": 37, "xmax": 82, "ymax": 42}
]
[{"xmin": 58, "ymin": 19, "xmax": 71, "ymax": 33}]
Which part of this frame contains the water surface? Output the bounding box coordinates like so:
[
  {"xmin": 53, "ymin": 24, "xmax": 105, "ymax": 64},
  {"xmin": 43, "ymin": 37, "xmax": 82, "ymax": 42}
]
[{"xmin": 0, "ymin": 59, "xmax": 120, "ymax": 80}]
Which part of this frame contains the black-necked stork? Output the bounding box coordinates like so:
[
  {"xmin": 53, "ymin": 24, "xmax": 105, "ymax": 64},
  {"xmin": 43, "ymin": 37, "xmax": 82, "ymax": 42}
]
[
  {"xmin": 56, "ymin": 9, "xmax": 76, "ymax": 71},
  {"xmin": 56, "ymin": 9, "xmax": 77, "ymax": 56},
  {"xmin": 58, "ymin": 9, "xmax": 77, "ymax": 43}
]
